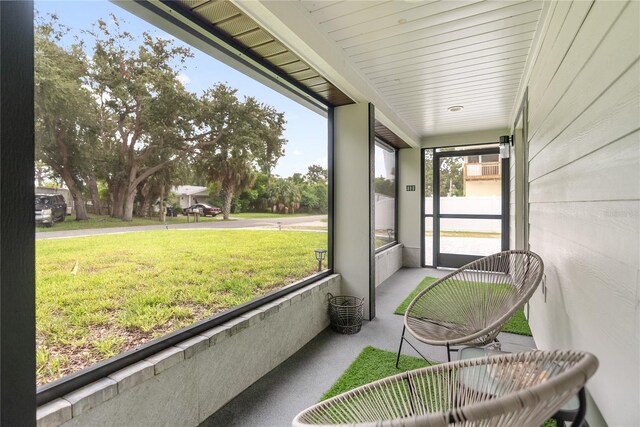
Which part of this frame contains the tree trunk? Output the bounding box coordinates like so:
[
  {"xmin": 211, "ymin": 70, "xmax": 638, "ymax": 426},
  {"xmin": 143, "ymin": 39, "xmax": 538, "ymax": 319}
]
[
  {"xmin": 122, "ymin": 190, "xmax": 137, "ymax": 222},
  {"xmin": 140, "ymin": 198, "xmax": 151, "ymax": 218},
  {"xmin": 121, "ymin": 164, "xmax": 140, "ymax": 221},
  {"xmin": 223, "ymin": 187, "xmax": 234, "ymax": 220},
  {"xmin": 71, "ymin": 190, "xmax": 89, "ymax": 220},
  {"xmin": 87, "ymin": 176, "xmax": 102, "ymax": 215},
  {"xmin": 111, "ymin": 181, "xmax": 127, "ymax": 219},
  {"xmin": 58, "ymin": 168, "xmax": 89, "ymax": 220},
  {"xmin": 140, "ymin": 181, "xmax": 152, "ymax": 218},
  {"xmin": 49, "ymin": 125, "xmax": 88, "ymax": 220},
  {"xmin": 159, "ymin": 185, "xmax": 166, "ymax": 223}
]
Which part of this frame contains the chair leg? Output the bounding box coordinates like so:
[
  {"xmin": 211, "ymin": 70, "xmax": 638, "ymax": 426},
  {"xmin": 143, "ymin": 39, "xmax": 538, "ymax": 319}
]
[
  {"xmin": 396, "ymin": 325, "xmax": 406, "ymax": 369},
  {"xmin": 572, "ymin": 387, "xmax": 588, "ymax": 427},
  {"xmin": 446, "ymin": 343, "xmax": 451, "ymax": 362}
]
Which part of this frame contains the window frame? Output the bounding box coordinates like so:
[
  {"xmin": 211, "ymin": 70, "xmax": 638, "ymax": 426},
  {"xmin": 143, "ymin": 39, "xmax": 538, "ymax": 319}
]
[
  {"xmin": 35, "ymin": 1, "xmax": 334, "ymax": 406},
  {"xmin": 373, "ymin": 137, "xmax": 399, "ymax": 254},
  {"xmin": 1, "ymin": 1, "xmax": 37, "ymax": 423},
  {"xmin": 512, "ymin": 88, "xmax": 530, "ymax": 251}
]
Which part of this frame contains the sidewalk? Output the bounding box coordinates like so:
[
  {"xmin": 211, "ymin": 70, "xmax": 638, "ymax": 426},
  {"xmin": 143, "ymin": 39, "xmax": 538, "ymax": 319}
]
[{"xmin": 35, "ymin": 215, "xmax": 327, "ymax": 240}]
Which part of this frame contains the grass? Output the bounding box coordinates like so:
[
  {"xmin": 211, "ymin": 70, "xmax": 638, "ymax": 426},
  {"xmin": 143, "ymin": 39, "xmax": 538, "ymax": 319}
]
[
  {"xmin": 322, "ymin": 347, "xmax": 555, "ymax": 427},
  {"xmin": 230, "ymin": 212, "xmax": 313, "ymax": 219},
  {"xmin": 394, "ymin": 276, "xmax": 533, "ymax": 336},
  {"xmin": 36, "ymin": 214, "xmax": 226, "ymax": 232},
  {"xmin": 321, "ymin": 346, "xmax": 429, "ymax": 401},
  {"xmin": 36, "ymin": 229, "xmax": 327, "ymax": 385}
]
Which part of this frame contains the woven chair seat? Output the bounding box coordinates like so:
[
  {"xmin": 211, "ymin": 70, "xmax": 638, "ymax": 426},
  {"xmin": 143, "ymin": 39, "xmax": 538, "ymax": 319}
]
[
  {"xmin": 405, "ymin": 250, "xmax": 544, "ymax": 349},
  {"xmin": 293, "ymin": 350, "xmax": 598, "ymax": 427},
  {"xmin": 405, "ymin": 317, "xmax": 496, "ymax": 345}
]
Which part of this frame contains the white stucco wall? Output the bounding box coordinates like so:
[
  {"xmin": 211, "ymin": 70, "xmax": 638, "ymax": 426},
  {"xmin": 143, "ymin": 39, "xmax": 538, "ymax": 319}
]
[
  {"xmin": 375, "ymin": 244, "xmax": 403, "ymax": 287},
  {"xmin": 398, "ymin": 148, "xmax": 422, "ymax": 267},
  {"xmin": 333, "ymin": 103, "xmax": 375, "ymax": 319}
]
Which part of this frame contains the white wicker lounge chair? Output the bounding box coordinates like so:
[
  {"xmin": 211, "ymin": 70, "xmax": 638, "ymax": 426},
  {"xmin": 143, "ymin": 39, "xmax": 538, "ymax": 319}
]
[
  {"xmin": 397, "ymin": 250, "xmax": 544, "ymax": 365},
  {"xmin": 292, "ymin": 350, "xmax": 598, "ymax": 427}
]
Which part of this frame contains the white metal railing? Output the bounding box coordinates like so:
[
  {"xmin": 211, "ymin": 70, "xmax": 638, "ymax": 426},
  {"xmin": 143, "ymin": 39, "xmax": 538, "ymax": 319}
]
[{"xmin": 464, "ymin": 161, "xmax": 501, "ymax": 180}]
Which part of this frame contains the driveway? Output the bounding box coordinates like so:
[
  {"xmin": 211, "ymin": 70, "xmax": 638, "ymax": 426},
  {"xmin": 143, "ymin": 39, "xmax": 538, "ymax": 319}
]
[{"xmin": 36, "ymin": 215, "xmax": 328, "ymax": 240}]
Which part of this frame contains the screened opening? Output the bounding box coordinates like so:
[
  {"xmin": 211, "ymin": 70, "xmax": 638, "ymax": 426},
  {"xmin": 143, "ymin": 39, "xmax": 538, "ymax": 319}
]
[
  {"xmin": 424, "ymin": 144, "xmax": 506, "ymax": 268},
  {"xmin": 34, "ymin": 0, "xmax": 329, "ymax": 388},
  {"xmin": 374, "ymin": 140, "xmax": 397, "ymax": 250}
]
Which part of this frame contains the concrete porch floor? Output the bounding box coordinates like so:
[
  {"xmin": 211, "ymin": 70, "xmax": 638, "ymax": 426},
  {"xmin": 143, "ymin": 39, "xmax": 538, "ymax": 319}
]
[{"xmin": 200, "ymin": 267, "xmax": 536, "ymax": 427}]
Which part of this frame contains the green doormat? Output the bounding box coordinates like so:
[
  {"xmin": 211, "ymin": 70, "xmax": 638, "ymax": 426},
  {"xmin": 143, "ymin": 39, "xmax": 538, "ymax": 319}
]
[
  {"xmin": 321, "ymin": 346, "xmax": 556, "ymax": 426},
  {"xmin": 321, "ymin": 346, "xmax": 429, "ymax": 401},
  {"xmin": 394, "ymin": 276, "xmax": 533, "ymax": 336}
]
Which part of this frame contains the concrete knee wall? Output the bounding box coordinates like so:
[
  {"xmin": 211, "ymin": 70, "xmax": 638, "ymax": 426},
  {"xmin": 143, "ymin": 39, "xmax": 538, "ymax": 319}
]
[
  {"xmin": 37, "ymin": 275, "xmax": 341, "ymax": 427},
  {"xmin": 375, "ymin": 244, "xmax": 403, "ymax": 287}
]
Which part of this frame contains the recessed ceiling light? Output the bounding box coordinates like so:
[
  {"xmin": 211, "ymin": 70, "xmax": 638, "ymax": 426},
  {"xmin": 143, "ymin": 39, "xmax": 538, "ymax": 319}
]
[
  {"xmin": 398, "ymin": 18, "xmax": 407, "ymax": 24},
  {"xmin": 448, "ymin": 105, "xmax": 464, "ymax": 112}
]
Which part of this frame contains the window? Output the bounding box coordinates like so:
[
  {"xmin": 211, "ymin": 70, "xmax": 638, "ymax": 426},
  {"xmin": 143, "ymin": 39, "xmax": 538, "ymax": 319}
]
[
  {"xmin": 34, "ymin": 0, "xmax": 329, "ymax": 390},
  {"xmin": 482, "ymin": 154, "xmax": 499, "ymax": 163},
  {"xmin": 374, "ymin": 140, "xmax": 397, "ymax": 250}
]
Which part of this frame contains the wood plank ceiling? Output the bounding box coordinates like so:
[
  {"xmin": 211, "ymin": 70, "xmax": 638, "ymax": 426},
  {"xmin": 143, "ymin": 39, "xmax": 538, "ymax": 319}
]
[
  {"xmin": 300, "ymin": 0, "xmax": 543, "ymax": 136},
  {"xmin": 172, "ymin": 0, "xmax": 543, "ymax": 140},
  {"xmin": 175, "ymin": 0, "xmax": 410, "ymax": 146},
  {"xmin": 176, "ymin": 0, "xmax": 354, "ymax": 106}
]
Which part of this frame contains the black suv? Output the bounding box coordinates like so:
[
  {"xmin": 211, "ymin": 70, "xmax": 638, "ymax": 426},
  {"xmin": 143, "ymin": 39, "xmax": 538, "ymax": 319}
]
[{"xmin": 35, "ymin": 194, "xmax": 67, "ymax": 227}]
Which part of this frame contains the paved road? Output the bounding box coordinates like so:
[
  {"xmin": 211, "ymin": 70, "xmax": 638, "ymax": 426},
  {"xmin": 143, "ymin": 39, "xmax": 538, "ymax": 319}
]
[{"xmin": 36, "ymin": 215, "xmax": 327, "ymax": 240}]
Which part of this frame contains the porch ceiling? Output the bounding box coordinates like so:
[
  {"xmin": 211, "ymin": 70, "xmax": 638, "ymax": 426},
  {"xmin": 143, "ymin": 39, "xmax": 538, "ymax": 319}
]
[
  {"xmin": 161, "ymin": 1, "xmax": 544, "ymax": 144},
  {"xmin": 299, "ymin": 0, "xmax": 544, "ymax": 136}
]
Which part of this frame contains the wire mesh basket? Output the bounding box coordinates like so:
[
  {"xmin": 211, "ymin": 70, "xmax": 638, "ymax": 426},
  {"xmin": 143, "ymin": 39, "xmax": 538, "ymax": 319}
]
[{"xmin": 327, "ymin": 293, "xmax": 364, "ymax": 334}]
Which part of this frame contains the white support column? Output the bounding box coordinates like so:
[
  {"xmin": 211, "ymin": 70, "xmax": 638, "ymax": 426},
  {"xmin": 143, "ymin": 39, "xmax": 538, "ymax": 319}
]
[
  {"xmin": 398, "ymin": 148, "xmax": 422, "ymax": 267},
  {"xmin": 333, "ymin": 103, "xmax": 375, "ymax": 320}
]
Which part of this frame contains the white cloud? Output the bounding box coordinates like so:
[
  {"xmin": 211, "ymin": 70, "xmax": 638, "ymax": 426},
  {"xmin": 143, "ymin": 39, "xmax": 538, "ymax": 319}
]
[
  {"xmin": 177, "ymin": 72, "xmax": 191, "ymax": 86},
  {"xmin": 293, "ymin": 149, "xmax": 302, "ymax": 156}
]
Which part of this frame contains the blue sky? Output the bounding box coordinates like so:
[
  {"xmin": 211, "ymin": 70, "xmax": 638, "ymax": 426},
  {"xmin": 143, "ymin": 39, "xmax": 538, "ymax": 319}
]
[{"xmin": 35, "ymin": 0, "xmax": 328, "ymax": 178}]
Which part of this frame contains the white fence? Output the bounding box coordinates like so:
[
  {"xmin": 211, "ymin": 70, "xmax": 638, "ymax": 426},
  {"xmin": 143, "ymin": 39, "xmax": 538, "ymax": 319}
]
[
  {"xmin": 426, "ymin": 196, "xmax": 502, "ymax": 233},
  {"xmin": 372, "ymin": 195, "xmax": 503, "ymax": 233}
]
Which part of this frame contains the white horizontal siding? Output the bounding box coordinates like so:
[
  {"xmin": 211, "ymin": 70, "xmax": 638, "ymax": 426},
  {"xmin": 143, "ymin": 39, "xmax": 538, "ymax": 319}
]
[
  {"xmin": 529, "ymin": 134, "xmax": 639, "ymax": 203},
  {"xmin": 524, "ymin": 1, "xmax": 640, "ymax": 425},
  {"xmin": 529, "ymin": 0, "xmax": 631, "ymax": 156}
]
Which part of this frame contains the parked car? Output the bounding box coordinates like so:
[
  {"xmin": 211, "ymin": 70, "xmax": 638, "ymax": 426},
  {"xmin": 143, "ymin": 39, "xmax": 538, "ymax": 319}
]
[
  {"xmin": 35, "ymin": 194, "xmax": 67, "ymax": 227},
  {"xmin": 183, "ymin": 203, "xmax": 222, "ymax": 217}
]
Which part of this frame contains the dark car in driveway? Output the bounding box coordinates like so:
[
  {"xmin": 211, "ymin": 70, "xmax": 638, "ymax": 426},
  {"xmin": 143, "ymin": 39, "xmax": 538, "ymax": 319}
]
[
  {"xmin": 35, "ymin": 194, "xmax": 67, "ymax": 227},
  {"xmin": 183, "ymin": 203, "xmax": 222, "ymax": 217}
]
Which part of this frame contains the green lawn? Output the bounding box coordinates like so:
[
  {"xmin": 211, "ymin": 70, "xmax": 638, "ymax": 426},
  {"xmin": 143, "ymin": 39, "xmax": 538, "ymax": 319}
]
[
  {"xmin": 36, "ymin": 214, "xmax": 226, "ymax": 232},
  {"xmin": 394, "ymin": 276, "xmax": 533, "ymax": 336},
  {"xmin": 36, "ymin": 229, "xmax": 327, "ymax": 385},
  {"xmin": 230, "ymin": 212, "xmax": 314, "ymax": 219}
]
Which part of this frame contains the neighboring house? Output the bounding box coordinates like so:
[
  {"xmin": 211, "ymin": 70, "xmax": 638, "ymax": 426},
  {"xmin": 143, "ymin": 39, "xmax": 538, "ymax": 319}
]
[
  {"xmin": 463, "ymin": 153, "xmax": 501, "ymax": 197},
  {"xmin": 35, "ymin": 186, "xmax": 73, "ymax": 215},
  {"xmin": 172, "ymin": 185, "xmax": 210, "ymax": 209}
]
